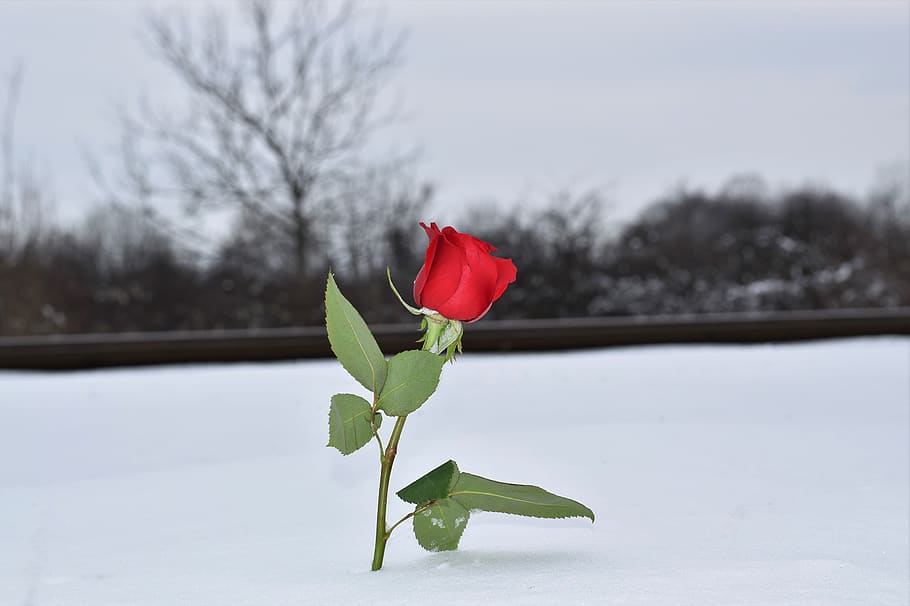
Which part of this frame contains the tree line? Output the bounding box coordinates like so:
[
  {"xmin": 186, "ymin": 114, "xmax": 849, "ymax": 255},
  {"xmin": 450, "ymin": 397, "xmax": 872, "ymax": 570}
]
[{"xmin": 1, "ymin": 176, "xmax": 907, "ymax": 336}]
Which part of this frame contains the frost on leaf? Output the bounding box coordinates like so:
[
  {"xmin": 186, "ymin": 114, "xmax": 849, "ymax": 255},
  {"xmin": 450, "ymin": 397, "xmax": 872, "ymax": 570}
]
[
  {"xmin": 406, "ymin": 462, "xmax": 594, "ymax": 553},
  {"xmin": 412, "ymin": 499, "xmax": 469, "ymax": 552}
]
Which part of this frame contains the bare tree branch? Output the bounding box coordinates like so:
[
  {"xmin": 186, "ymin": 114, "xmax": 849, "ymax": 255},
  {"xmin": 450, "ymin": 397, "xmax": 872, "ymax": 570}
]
[
  {"xmin": 103, "ymin": 0, "xmax": 417, "ymax": 283},
  {"xmin": 1, "ymin": 62, "xmax": 24, "ymax": 223}
]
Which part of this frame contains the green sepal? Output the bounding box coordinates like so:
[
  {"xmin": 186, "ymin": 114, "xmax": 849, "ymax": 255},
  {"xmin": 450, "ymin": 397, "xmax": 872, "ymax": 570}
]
[
  {"xmin": 417, "ymin": 317, "xmax": 428, "ymax": 345},
  {"xmin": 443, "ymin": 329, "xmax": 464, "ymax": 363},
  {"xmin": 412, "ymin": 498, "xmax": 470, "ymax": 552},
  {"xmin": 387, "ymin": 267, "xmax": 422, "ymax": 315},
  {"xmin": 325, "ymin": 273, "xmax": 388, "ymax": 394},
  {"xmin": 397, "ymin": 460, "xmax": 460, "ymax": 505},
  {"xmin": 375, "ymin": 350, "xmax": 445, "ymax": 416},
  {"xmin": 327, "ymin": 393, "xmax": 380, "ymax": 455},
  {"xmin": 418, "ymin": 314, "xmax": 463, "ymax": 361}
]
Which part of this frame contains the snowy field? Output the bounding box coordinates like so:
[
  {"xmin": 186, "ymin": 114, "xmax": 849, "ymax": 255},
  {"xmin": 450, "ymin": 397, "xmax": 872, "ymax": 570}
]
[{"xmin": 1, "ymin": 337, "xmax": 908, "ymax": 606}]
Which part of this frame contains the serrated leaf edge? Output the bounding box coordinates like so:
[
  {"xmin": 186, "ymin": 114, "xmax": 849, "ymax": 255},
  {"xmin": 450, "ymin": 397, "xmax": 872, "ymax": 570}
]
[
  {"xmin": 375, "ymin": 350, "xmax": 444, "ymax": 414},
  {"xmin": 396, "ymin": 460, "xmax": 460, "ymax": 505},
  {"xmin": 450, "ymin": 472, "xmax": 594, "ymax": 522},
  {"xmin": 327, "ymin": 393, "xmax": 379, "ymax": 456},
  {"xmin": 449, "ymin": 491, "xmax": 595, "ymax": 522},
  {"xmin": 325, "ymin": 273, "xmax": 387, "ymax": 394}
]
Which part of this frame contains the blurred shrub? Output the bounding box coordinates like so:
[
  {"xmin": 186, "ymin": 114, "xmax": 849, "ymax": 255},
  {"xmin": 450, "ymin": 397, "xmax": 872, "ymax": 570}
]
[{"xmin": 1, "ymin": 177, "xmax": 908, "ymax": 335}]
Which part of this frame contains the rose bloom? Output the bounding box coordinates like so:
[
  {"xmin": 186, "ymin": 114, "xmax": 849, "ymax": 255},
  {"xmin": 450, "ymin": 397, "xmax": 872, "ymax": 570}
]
[{"xmin": 413, "ymin": 222, "xmax": 517, "ymax": 322}]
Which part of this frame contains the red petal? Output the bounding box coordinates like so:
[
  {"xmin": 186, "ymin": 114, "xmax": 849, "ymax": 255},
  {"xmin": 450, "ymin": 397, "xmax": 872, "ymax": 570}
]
[
  {"xmin": 419, "ymin": 221, "xmax": 441, "ymax": 239},
  {"xmin": 414, "ymin": 227, "xmax": 467, "ymax": 310},
  {"xmin": 491, "ymin": 257, "xmax": 518, "ymax": 302},
  {"xmin": 413, "ymin": 223, "xmax": 517, "ymax": 322},
  {"xmin": 457, "ymin": 257, "xmax": 516, "ymax": 322},
  {"xmin": 413, "ymin": 229, "xmax": 441, "ymax": 306},
  {"xmin": 445, "ymin": 227, "xmax": 497, "ymax": 253},
  {"xmin": 433, "ymin": 230, "xmax": 501, "ymax": 321}
]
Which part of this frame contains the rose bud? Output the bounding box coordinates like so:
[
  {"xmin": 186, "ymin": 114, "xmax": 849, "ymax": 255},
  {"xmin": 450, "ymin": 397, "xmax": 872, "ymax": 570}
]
[{"xmin": 413, "ymin": 222, "xmax": 517, "ymax": 323}]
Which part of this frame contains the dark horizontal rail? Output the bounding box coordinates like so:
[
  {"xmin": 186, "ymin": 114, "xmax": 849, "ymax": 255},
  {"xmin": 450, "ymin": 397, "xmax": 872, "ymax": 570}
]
[{"xmin": 1, "ymin": 307, "xmax": 908, "ymax": 371}]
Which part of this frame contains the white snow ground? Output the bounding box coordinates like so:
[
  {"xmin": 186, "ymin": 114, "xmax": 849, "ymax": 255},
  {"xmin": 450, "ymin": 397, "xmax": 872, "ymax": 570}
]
[{"xmin": 0, "ymin": 337, "xmax": 907, "ymax": 606}]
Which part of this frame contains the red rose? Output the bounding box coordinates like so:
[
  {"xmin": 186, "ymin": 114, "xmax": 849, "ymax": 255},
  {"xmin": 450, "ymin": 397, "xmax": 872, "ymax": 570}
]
[{"xmin": 413, "ymin": 222, "xmax": 517, "ymax": 322}]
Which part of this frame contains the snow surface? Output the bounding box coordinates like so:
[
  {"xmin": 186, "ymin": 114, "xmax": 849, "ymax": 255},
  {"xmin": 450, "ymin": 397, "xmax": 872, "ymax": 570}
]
[{"xmin": 1, "ymin": 338, "xmax": 908, "ymax": 605}]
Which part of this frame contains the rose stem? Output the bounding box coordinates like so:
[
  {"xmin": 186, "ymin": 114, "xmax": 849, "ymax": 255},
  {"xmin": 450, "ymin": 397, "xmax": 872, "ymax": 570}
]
[
  {"xmin": 371, "ymin": 415, "xmax": 407, "ymax": 571},
  {"xmin": 372, "ymin": 332, "xmax": 439, "ymax": 571}
]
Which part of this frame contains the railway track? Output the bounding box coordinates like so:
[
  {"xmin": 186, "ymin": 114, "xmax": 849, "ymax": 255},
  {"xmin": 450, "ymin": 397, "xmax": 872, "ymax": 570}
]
[{"xmin": 1, "ymin": 307, "xmax": 908, "ymax": 371}]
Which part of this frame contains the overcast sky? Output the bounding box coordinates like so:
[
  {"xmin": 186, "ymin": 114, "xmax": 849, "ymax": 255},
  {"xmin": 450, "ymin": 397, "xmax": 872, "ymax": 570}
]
[{"xmin": 1, "ymin": 1, "xmax": 907, "ymax": 229}]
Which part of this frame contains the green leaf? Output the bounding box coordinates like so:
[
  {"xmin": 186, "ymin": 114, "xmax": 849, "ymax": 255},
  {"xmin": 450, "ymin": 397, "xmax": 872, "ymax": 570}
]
[
  {"xmin": 397, "ymin": 460, "xmax": 460, "ymax": 505},
  {"xmin": 327, "ymin": 393, "xmax": 380, "ymax": 455},
  {"xmin": 404, "ymin": 463, "xmax": 595, "ymax": 552},
  {"xmin": 412, "ymin": 498, "xmax": 470, "ymax": 552},
  {"xmin": 450, "ymin": 473, "xmax": 595, "ymax": 522},
  {"xmin": 325, "ymin": 273, "xmax": 387, "ymax": 393},
  {"xmin": 375, "ymin": 350, "xmax": 445, "ymax": 416}
]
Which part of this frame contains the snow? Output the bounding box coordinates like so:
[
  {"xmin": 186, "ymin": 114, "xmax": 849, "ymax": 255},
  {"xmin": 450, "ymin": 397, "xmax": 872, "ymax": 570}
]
[{"xmin": 1, "ymin": 337, "xmax": 908, "ymax": 605}]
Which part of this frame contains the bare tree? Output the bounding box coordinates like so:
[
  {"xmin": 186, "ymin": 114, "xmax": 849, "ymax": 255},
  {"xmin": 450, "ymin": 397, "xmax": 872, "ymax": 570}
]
[
  {"xmin": 0, "ymin": 65, "xmax": 18, "ymax": 228},
  {"xmin": 0, "ymin": 63, "xmax": 52, "ymax": 261},
  {"xmin": 112, "ymin": 0, "xmax": 424, "ymax": 285}
]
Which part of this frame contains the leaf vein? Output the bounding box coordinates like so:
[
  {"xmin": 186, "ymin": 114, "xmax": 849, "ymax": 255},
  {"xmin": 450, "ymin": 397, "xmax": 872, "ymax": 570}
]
[
  {"xmin": 449, "ymin": 490, "xmax": 567, "ymax": 508},
  {"xmin": 339, "ymin": 303, "xmax": 379, "ymax": 391},
  {"xmin": 375, "ymin": 381, "xmax": 406, "ymax": 406}
]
